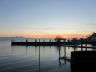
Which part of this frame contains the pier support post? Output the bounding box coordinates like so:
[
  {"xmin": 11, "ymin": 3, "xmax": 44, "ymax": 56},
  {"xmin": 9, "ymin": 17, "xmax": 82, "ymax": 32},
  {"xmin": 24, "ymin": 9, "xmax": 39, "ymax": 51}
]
[
  {"xmin": 73, "ymin": 38, "xmax": 76, "ymax": 52},
  {"xmin": 50, "ymin": 39, "xmax": 51, "ymax": 42},
  {"xmin": 26, "ymin": 39, "xmax": 28, "ymax": 42},
  {"xmin": 35, "ymin": 39, "xmax": 37, "ymax": 42},
  {"xmin": 85, "ymin": 39, "xmax": 87, "ymax": 51},
  {"xmin": 58, "ymin": 46, "xmax": 61, "ymax": 66},
  {"xmin": 85, "ymin": 44, "xmax": 87, "ymax": 51},
  {"xmin": 81, "ymin": 38, "xmax": 83, "ymax": 51},
  {"xmin": 26, "ymin": 39, "xmax": 28, "ymax": 46},
  {"xmin": 39, "ymin": 46, "xmax": 40, "ymax": 72},
  {"xmin": 64, "ymin": 46, "xmax": 66, "ymax": 64}
]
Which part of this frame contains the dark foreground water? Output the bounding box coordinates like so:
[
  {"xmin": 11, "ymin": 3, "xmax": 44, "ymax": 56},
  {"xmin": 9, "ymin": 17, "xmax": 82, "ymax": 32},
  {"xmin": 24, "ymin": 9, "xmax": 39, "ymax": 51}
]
[{"xmin": 0, "ymin": 41, "xmax": 93, "ymax": 72}]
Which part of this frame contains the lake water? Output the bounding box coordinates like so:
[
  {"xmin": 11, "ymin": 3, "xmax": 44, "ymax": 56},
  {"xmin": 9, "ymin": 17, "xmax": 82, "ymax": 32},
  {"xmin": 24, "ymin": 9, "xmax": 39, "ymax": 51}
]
[{"xmin": 0, "ymin": 41, "xmax": 94, "ymax": 72}]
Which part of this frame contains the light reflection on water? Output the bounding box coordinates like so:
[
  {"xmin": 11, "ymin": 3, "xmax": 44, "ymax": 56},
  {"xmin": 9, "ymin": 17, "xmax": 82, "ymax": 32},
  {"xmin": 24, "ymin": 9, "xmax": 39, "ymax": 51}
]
[{"xmin": 0, "ymin": 41, "xmax": 94, "ymax": 72}]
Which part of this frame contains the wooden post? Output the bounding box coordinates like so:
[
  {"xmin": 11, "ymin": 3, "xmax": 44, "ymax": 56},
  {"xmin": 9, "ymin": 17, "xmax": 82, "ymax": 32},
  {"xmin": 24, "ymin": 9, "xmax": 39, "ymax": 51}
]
[
  {"xmin": 35, "ymin": 39, "xmax": 37, "ymax": 42},
  {"xmin": 81, "ymin": 38, "xmax": 83, "ymax": 51},
  {"xmin": 50, "ymin": 39, "xmax": 51, "ymax": 42},
  {"xmin": 85, "ymin": 39, "xmax": 87, "ymax": 51},
  {"xmin": 26, "ymin": 39, "xmax": 28, "ymax": 46},
  {"xmin": 64, "ymin": 39, "xmax": 66, "ymax": 46},
  {"xmin": 64, "ymin": 46, "xmax": 66, "ymax": 64},
  {"xmin": 59, "ymin": 46, "xmax": 61, "ymax": 58},
  {"xmin": 58, "ymin": 46, "xmax": 61, "ymax": 66},
  {"xmin": 67, "ymin": 39, "xmax": 70, "ymax": 48},
  {"xmin": 67, "ymin": 39, "xmax": 69, "ymax": 43},
  {"xmin": 39, "ymin": 46, "xmax": 40, "ymax": 72},
  {"xmin": 85, "ymin": 43, "xmax": 87, "ymax": 51},
  {"xmin": 73, "ymin": 38, "xmax": 76, "ymax": 52},
  {"xmin": 26, "ymin": 39, "xmax": 28, "ymax": 43}
]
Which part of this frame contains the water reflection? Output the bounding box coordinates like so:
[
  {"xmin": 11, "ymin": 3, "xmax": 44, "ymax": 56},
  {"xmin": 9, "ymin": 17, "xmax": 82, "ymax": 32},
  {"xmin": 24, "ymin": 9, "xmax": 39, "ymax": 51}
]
[
  {"xmin": 10, "ymin": 45, "xmax": 70, "ymax": 72},
  {"xmin": 4, "ymin": 42, "xmax": 96, "ymax": 72},
  {"xmin": 39, "ymin": 46, "xmax": 40, "ymax": 72}
]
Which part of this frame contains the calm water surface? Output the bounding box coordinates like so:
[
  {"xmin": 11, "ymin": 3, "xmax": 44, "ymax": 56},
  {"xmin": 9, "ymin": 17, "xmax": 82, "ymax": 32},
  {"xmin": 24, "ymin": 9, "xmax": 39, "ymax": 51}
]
[{"xmin": 0, "ymin": 41, "xmax": 93, "ymax": 72}]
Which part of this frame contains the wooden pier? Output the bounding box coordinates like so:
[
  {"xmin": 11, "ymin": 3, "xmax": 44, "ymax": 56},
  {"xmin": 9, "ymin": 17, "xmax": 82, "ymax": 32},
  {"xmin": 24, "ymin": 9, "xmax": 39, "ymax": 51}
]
[
  {"xmin": 11, "ymin": 38, "xmax": 96, "ymax": 47},
  {"xmin": 11, "ymin": 38, "xmax": 80, "ymax": 46},
  {"xmin": 11, "ymin": 38, "xmax": 67, "ymax": 46},
  {"xmin": 11, "ymin": 42, "xmax": 65, "ymax": 46}
]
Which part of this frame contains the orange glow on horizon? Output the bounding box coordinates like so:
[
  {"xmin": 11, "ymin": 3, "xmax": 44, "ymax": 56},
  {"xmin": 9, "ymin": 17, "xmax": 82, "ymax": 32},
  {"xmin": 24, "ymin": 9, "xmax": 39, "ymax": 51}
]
[
  {"xmin": 20, "ymin": 33, "xmax": 89, "ymax": 38},
  {"xmin": 0, "ymin": 33, "xmax": 90, "ymax": 38}
]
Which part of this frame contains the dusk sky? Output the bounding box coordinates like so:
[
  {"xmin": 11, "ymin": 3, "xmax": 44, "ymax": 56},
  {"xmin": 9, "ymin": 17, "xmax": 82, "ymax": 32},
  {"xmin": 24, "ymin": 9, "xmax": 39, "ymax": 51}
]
[{"xmin": 0, "ymin": 0, "xmax": 96, "ymax": 38}]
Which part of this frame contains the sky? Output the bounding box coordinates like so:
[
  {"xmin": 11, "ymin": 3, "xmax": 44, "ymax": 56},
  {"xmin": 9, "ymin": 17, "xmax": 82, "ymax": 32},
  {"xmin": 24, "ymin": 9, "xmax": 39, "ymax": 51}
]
[{"xmin": 0, "ymin": 0, "xmax": 96, "ymax": 38}]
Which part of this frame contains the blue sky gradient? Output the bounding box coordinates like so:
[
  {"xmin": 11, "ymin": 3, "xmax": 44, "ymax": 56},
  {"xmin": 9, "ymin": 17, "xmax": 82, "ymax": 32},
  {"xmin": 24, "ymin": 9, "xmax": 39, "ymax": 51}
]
[{"xmin": 0, "ymin": 0, "xmax": 96, "ymax": 37}]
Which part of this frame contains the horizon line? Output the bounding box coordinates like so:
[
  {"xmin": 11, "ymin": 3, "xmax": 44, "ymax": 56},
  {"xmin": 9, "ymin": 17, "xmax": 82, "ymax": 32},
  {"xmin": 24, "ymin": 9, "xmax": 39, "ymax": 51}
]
[{"xmin": 0, "ymin": 33, "xmax": 91, "ymax": 38}]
